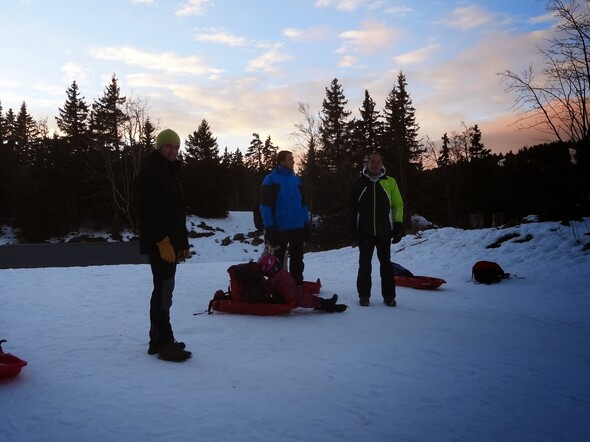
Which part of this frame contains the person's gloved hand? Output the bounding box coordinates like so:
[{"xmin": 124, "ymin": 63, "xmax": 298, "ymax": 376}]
[
  {"xmin": 391, "ymin": 222, "xmax": 404, "ymax": 244},
  {"xmin": 264, "ymin": 227, "xmax": 276, "ymax": 244},
  {"xmin": 156, "ymin": 237, "xmax": 176, "ymax": 263}
]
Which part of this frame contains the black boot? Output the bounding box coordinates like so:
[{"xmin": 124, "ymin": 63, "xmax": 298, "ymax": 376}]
[
  {"xmin": 316, "ymin": 294, "xmax": 348, "ymax": 313},
  {"xmin": 148, "ymin": 339, "xmax": 186, "ymax": 356},
  {"xmin": 158, "ymin": 343, "xmax": 192, "ymax": 362}
]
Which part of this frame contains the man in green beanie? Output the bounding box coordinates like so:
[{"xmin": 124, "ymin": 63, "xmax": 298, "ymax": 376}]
[{"xmin": 137, "ymin": 128, "xmax": 192, "ymax": 362}]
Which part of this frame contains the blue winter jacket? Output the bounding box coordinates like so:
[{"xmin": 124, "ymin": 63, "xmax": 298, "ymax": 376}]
[{"xmin": 260, "ymin": 165, "xmax": 309, "ymax": 231}]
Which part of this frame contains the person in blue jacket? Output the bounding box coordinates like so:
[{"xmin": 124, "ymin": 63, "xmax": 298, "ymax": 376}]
[{"xmin": 260, "ymin": 150, "xmax": 310, "ymax": 285}]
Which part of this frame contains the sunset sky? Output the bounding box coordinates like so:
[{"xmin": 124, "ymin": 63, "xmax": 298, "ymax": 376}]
[{"xmin": 0, "ymin": 0, "xmax": 560, "ymax": 156}]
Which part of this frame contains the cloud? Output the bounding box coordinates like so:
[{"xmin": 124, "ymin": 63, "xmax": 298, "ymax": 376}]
[
  {"xmin": 193, "ymin": 29, "xmax": 247, "ymax": 47},
  {"xmin": 338, "ymin": 55, "xmax": 358, "ymax": 67},
  {"xmin": 383, "ymin": 5, "xmax": 414, "ymax": 16},
  {"xmin": 246, "ymin": 44, "xmax": 291, "ymax": 73},
  {"xmin": 61, "ymin": 62, "xmax": 94, "ymax": 85},
  {"xmin": 403, "ymin": 27, "xmax": 553, "ymax": 153},
  {"xmin": 129, "ymin": 0, "xmax": 154, "ymax": 4},
  {"xmin": 89, "ymin": 46, "xmax": 222, "ymax": 76},
  {"xmin": 339, "ymin": 20, "xmax": 400, "ymax": 54},
  {"xmin": 282, "ymin": 26, "xmax": 331, "ymax": 42},
  {"xmin": 0, "ymin": 79, "xmax": 21, "ymax": 88},
  {"xmin": 33, "ymin": 82, "xmax": 63, "ymax": 96},
  {"xmin": 315, "ymin": 0, "xmax": 366, "ymax": 12},
  {"xmin": 394, "ymin": 44, "xmax": 440, "ymax": 65},
  {"xmin": 176, "ymin": 0, "xmax": 211, "ymax": 17},
  {"xmin": 447, "ymin": 5, "xmax": 494, "ymax": 30}
]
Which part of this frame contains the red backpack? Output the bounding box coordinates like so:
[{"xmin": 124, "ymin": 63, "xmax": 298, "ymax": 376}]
[{"xmin": 472, "ymin": 261, "xmax": 510, "ymax": 284}]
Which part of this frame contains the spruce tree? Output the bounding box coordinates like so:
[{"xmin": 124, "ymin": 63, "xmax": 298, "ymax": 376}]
[
  {"xmin": 245, "ymin": 132, "xmax": 264, "ymax": 171},
  {"xmin": 90, "ymin": 74, "xmax": 126, "ymax": 151},
  {"xmin": 382, "ymin": 72, "xmax": 423, "ymax": 181},
  {"xmin": 141, "ymin": 117, "xmax": 156, "ymax": 150},
  {"xmin": 182, "ymin": 119, "xmax": 227, "ymax": 217},
  {"xmin": 349, "ymin": 89, "xmax": 382, "ymax": 171},
  {"xmin": 261, "ymin": 135, "xmax": 278, "ymax": 172},
  {"xmin": 86, "ymin": 75, "xmax": 128, "ymax": 229},
  {"xmin": 185, "ymin": 119, "xmax": 220, "ymax": 164},
  {"xmin": 438, "ymin": 133, "xmax": 451, "ymax": 168},
  {"xmin": 318, "ymin": 78, "xmax": 351, "ymax": 172},
  {"xmin": 14, "ymin": 102, "xmax": 39, "ymax": 165},
  {"xmin": 56, "ymin": 81, "xmax": 89, "ymax": 148},
  {"xmin": 0, "ymin": 101, "xmax": 5, "ymax": 146},
  {"xmin": 468, "ymin": 124, "xmax": 491, "ymax": 159}
]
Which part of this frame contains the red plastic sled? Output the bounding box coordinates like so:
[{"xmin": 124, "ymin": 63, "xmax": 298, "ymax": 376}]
[
  {"xmin": 209, "ymin": 279, "xmax": 322, "ymax": 316},
  {"xmin": 0, "ymin": 340, "xmax": 28, "ymax": 378},
  {"xmin": 211, "ymin": 299, "xmax": 297, "ymax": 316},
  {"xmin": 395, "ymin": 275, "xmax": 446, "ymax": 290}
]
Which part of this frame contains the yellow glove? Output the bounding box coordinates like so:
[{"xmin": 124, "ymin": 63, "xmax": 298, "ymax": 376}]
[
  {"xmin": 156, "ymin": 237, "xmax": 176, "ymax": 263},
  {"xmin": 178, "ymin": 249, "xmax": 191, "ymax": 262}
]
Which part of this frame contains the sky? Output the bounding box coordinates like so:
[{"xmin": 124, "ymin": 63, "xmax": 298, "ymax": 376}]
[
  {"xmin": 1, "ymin": 212, "xmax": 589, "ymax": 441},
  {"xmin": 0, "ymin": 0, "xmax": 562, "ymax": 156}
]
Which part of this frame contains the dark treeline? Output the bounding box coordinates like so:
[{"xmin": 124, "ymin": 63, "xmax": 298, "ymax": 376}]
[{"xmin": 0, "ymin": 73, "xmax": 588, "ymax": 245}]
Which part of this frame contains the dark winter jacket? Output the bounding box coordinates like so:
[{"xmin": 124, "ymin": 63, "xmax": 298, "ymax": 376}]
[
  {"xmin": 137, "ymin": 150, "xmax": 189, "ymax": 255},
  {"xmin": 260, "ymin": 165, "xmax": 309, "ymax": 231},
  {"xmin": 348, "ymin": 165, "xmax": 404, "ymax": 238}
]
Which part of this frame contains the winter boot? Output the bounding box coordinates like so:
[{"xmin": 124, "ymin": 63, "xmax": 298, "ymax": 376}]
[
  {"xmin": 316, "ymin": 294, "xmax": 348, "ymax": 313},
  {"xmin": 384, "ymin": 297, "xmax": 397, "ymax": 307},
  {"xmin": 158, "ymin": 343, "xmax": 192, "ymax": 362},
  {"xmin": 148, "ymin": 339, "xmax": 186, "ymax": 356},
  {"xmin": 359, "ymin": 297, "xmax": 370, "ymax": 306}
]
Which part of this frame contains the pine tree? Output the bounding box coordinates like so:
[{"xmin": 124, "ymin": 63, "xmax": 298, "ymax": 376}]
[
  {"xmin": 90, "ymin": 74, "xmax": 126, "ymax": 151},
  {"xmin": 348, "ymin": 89, "xmax": 382, "ymax": 171},
  {"xmin": 468, "ymin": 124, "xmax": 491, "ymax": 159},
  {"xmin": 315, "ymin": 78, "xmax": 357, "ymax": 222},
  {"xmin": 142, "ymin": 118, "xmax": 156, "ymax": 150},
  {"xmin": 318, "ymin": 78, "xmax": 351, "ymax": 172},
  {"xmin": 382, "ymin": 71, "xmax": 423, "ymax": 189},
  {"xmin": 438, "ymin": 133, "xmax": 451, "ymax": 168},
  {"xmin": 261, "ymin": 135, "xmax": 278, "ymax": 171},
  {"xmin": 14, "ymin": 102, "xmax": 39, "ymax": 165},
  {"xmin": 358, "ymin": 90, "xmax": 381, "ymax": 154},
  {"xmin": 0, "ymin": 101, "xmax": 5, "ymax": 146},
  {"xmin": 0, "ymin": 102, "xmax": 17, "ymax": 221},
  {"xmin": 245, "ymin": 132, "xmax": 264, "ymax": 171},
  {"xmin": 185, "ymin": 119, "xmax": 220, "ymax": 164},
  {"xmin": 56, "ymin": 81, "xmax": 89, "ymax": 148},
  {"xmin": 4, "ymin": 108, "xmax": 16, "ymax": 144}
]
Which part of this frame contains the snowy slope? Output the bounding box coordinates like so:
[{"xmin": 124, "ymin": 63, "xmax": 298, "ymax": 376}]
[{"xmin": 1, "ymin": 213, "xmax": 589, "ymax": 442}]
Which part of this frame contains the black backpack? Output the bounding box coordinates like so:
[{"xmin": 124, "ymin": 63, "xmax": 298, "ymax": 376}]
[
  {"xmin": 226, "ymin": 261, "xmax": 284, "ymax": 304},
  {"xmin": 472, "ymin": 261, "xmax": 510, "ymax": 284}
]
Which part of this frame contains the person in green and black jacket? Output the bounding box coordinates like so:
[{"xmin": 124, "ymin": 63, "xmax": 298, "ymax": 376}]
[{"xmin": 348, "ymin": 153, "xmax": 404, "ymax": 307}]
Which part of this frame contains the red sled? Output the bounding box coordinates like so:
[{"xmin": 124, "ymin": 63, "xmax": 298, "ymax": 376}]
[
  {"xmin": 0, "ymin": 340, "xmax": 28, "ymax": 378},
  {"xmin": 210, "ymin": 299, "xmax": 297, "ymax": 316},
  {"xmin": 209, "ymin": 262, "xmax": 323, "ymax": 316},
  {"xmin": 209, "ymin": 273, "xmax": 323, "ymax": 316},
  {"xmin": 395, "ymin": 275, "xmax": 446, "ymax": 290}
]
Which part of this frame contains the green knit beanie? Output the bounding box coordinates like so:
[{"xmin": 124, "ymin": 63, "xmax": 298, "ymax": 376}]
[{"xmin": 156, "ymin": 129, "xmax": 180, "ymax": 150}]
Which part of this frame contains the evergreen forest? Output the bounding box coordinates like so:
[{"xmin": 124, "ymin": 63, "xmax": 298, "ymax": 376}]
[{"xmin": 0, "ymin": 72, "xmax": 587, "ymax": 246}]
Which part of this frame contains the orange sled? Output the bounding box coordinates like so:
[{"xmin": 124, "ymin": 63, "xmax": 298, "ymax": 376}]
[
  {"xmin": 209, "ymin": 278, "xmax": 322, "ymax": 316},
  {"xmin": 0, "ymin": 340, "xmax": 28, "ymax": 378},
  {"xmin": 395, "ymin": 275, "xmax": 446, "ymax": 290}
]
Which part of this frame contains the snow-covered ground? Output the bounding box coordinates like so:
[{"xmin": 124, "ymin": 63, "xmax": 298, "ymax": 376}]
[{"xmin": 1, "ymin": 212, "xmax": 589, "ymax": 441}]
